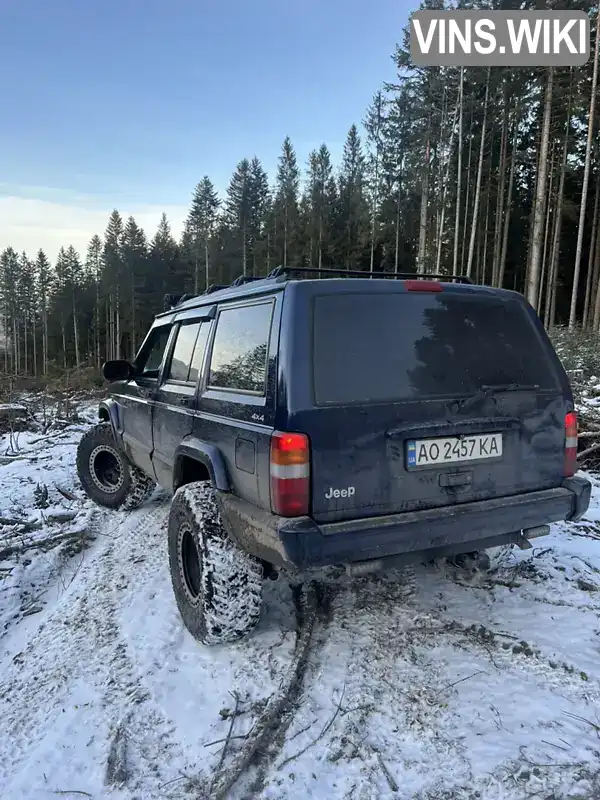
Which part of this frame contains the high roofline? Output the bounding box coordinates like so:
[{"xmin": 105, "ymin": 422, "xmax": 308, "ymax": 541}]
[{"xmin": 156, "ymin": 267, "xmax": 509, "ymax": 318}]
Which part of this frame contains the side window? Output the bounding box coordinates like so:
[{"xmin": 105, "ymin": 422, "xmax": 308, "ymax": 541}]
[
  {"xmin": 166, "ymin": 322, "xmax": 201, "ymax": 382},
  {"xmin": 188, "ymin": 323, "xmax": 211, "ymax": 384},
  {"xmin": 208, "ymin": 302, "xmax": 273, "ymax": 394},
  {"xmin": 135, "ymin": 326, "xmax": 171, "ymax": 378}
]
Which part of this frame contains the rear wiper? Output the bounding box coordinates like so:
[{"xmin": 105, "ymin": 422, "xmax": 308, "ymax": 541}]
[{"xmin": 456, "ymin": 383, "xmax": 540, "ymax": 412}]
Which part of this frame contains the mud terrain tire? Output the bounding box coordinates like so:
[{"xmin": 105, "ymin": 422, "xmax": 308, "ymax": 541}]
[
  {"xmin": 168, "ymin": 481, "xmax": 263, "ymax": 645},
  {"xmin": 76, "ymin": 422, "xmax": 155, "ymax": 510}
]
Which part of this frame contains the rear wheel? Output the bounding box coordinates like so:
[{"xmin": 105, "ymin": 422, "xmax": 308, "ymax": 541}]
[
  {"xmin": 76, "ymin": 423, "xmax": 155, "ymax": 510},
  {"xmin": 167, "ymin": 481, "xmax": 263, "ymax": 645}
]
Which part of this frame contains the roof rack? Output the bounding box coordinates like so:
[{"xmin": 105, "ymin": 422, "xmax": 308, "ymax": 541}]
[
  {"xmin": 161, "ymin": 267, "xmax": 473, "ymax": 313},
  {"xmin": 229, "ymin": 275, "xmax": 264, "ymax": 288},
  {"xmin": 203, "ymin": 283, "xmax": 228, "ymax": 295},
  {"xmin": 163, "ymin": 292, "xmax": 195, "ymax": 311},
  {"xmin": 266, "ymin": 265, "xmax": 472, "ymax": 284}
]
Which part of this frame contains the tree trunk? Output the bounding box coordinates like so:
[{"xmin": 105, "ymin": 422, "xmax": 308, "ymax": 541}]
[
  {"xmin": 588, "ymin": 177, "xmax": 600, "ymax": 327},
  {"xmin": 318, "ymin": 199, "xmax": 324, "ymax": 270},
  {"xmin": 592, "ymin": 217, "xmax": 600, "ymax": 331},
  {"xmin": 42, "ymin": 309, "xmax": 48, "ymax": 375},
  {"xmin": 466, "ymin": 68, "xmax": 490, "ymax": 279},
  {"xmin": 434, "ymin": 87, "xmax": 448, "ymax": 266},
  {"xmin": 204, "ymin": 239, "xmax": 210, "ymax": 291},
  {"xmin": 498, "ymin": 104, "xmax": 520, "ymax": 289},
  {"xmin": 4, "ymin": 312, "xmax": 8, "ymax": 373},
  {"xmin": 461, "ymin": 104, "xmax": 475, "ymax": 270},
  {"xmin": 23, "ymin": 313, "xmax": 28, "ymax": 375},
  {"xmin": 115, "ymin": 284, "xmax": 121, "ymax": 360},
  {"xmin": 527, "ymin": 68, "xmax": 554, "ymax": 309},
  {"xmin": 481, "ymin": 181, "xmax": 492, "ymax": 285},
  {"xmin": 545, "ymin": 85, "xmax": 572, "ymax": 329},
  {"xmin": 12, "ymin": 319, "xmax": 18, "ymax": 375},
  {"xmin": 72, "ymin": 292, "xmax": 79, "ymax": 368},
  {"xmin": 583, "ymin": 173, "xmax": 600, "ymax": 328},
  {"xmin": 436, "ymin": 94, "xmax": 460, "ymax": 273},
  {"xmin": 130, "ymin": 272, "xmax": 136, "ymax": 359},
  {"xmin": 95, "ymin": 279, "xmax": 100, "ymax": 369},
  {"xmin": 266, "ymin": 230, "xmax": 271, "ymax": 273},
  {"xmin": 61, "ymin": 316, "xmax": 67, "ymax": 370},
  {"xmin": 453, "ymin": 67, "xmax": 464, "ymax": 276},
  {"xmin": 394, "ymin": 179, "xmax": 402, "ymax": 274},
  {"xmin": 32, "ymin": 314, "xmax": 37, "ymax": 378},
  {"xmin": 242, "ymin": 222, "xmax": 248, "ymax": 277},
  {"xmin": 369, "ymin": 111, "xmax": 382, "ymax": 274},
  {"xmin": 492, "ymin": 83, "xmax": 509, "ymax": 286},
  {"xmin": 283, "ymin": 203, "xmax": 289, "ymax": 267},
  {"xmin": 569, "ymin": 10, "xmax": 600, "ymax": 329},
  {"xmin": 106, "ymin": 299, "xmax": 111, "ymax": 362},
  {"xmin": 417, "ymin": 118, "xmax": 431, "ymax": 272},
  {"xmin": 538, "ymin": 142, "xmax": 556, "ymax": 317}
]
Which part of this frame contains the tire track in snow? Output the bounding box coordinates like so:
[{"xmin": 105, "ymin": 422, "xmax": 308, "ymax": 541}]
[
  {"xmin": 250, "ymin": 563, "xmax": 600, "ymax": 800},
  {"xmin": 0, "ymin": 501, "xmax": 185, "ymax": 795},
  {"xmin": 204, "ymin": 580, "xmax": 325, "ymax": 800}
]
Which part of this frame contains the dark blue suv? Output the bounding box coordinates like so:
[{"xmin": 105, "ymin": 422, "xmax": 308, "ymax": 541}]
[{"xmin": 76, "ymin": 268, "xmax": 591, "ymax": 645}]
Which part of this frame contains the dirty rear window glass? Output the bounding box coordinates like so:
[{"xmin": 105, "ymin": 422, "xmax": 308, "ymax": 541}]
[{"xmin": 312, "ymin": 292, "xmax": 560, "ymax": 405}]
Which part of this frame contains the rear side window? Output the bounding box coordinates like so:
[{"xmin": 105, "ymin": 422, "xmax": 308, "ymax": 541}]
[
  {"xmin": 189, "ymin": 323, "xmax": 211, "ymax": 384},
  {"xmin": 167, "ymin": 322, "xmax": 201, "ymax": 382},
  {"xmin": 312, "ymin": 292, "xmax": 559, "ymax": 405},
  {"xmin": 209, "ymin": 301, "xmax": 273, "ymax": 394}
]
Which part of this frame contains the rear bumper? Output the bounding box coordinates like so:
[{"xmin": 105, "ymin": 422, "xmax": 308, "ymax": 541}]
[{"xmin": 218, "ymin": 476, "xmax": 592, "ymax": 571}]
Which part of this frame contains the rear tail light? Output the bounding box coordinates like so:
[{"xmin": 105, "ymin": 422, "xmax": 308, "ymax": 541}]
[
  {"xmin": 270, "ymin": 431, "xmax": 310, "ymax": 517},
  {"xmin": 565, "ymin": 411, "xmax": 578, "ymax": 477}
]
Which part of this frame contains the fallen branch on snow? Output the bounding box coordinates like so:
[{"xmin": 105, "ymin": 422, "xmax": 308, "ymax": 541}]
[
  {"xmin": 370, "ymin": 745, "xmax": 399, "ymax": 794},
  {"xmin": 277, "ymin": 682, "xmax": 346, "ymax": 770},
  {"xmin": 209, "ymin": 691, "xmax": 241, "ymax": 794},
  {"xmin": 55, "ymin": 484, "xmax": 82, "ymax": 503},
  {"xmin": 0, "ymin": 527, "xmax": 91, "ymax": 560},
  {"xmin": 432, "ymin": 669, "xmax": 487, "ymax": 700}
]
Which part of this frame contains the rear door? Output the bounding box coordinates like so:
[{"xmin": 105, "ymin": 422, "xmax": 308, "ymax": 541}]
[
  {"xmin": 194, "ymin": 294, "xmax": 281, "ymax": 510},
  {"xmin": 287, "ymin": 283, "xmax": 569, "ymax": 524}
]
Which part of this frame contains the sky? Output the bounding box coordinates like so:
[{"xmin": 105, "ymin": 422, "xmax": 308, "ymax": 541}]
[{"xmin": 0, "ymin": 0, "xmax": 411, "ymax": 261}]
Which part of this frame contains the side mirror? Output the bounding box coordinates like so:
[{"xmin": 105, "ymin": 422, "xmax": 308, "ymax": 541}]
[{"xmin": 102, "ymin": 360, "xmax": 134, "ymax": 382}]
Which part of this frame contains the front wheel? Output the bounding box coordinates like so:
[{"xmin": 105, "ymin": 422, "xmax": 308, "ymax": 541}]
[
  {"xmin": 167, "ymin": 481, "xmax": 263, "ymax": 645},
  {"xmin": 76, "ymin": 422, "xmax": 155, "ymax": 510}
]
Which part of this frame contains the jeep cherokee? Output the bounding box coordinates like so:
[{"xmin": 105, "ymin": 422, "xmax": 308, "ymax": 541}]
[{"xmin": 76, "ymin": 267, "xmax": 592, "ymax": 645}]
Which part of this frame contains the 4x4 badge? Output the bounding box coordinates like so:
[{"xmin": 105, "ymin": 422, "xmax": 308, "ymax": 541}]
[{"xmin": 251, "ymin": 413, "xmax": 265, "ymax": 422}]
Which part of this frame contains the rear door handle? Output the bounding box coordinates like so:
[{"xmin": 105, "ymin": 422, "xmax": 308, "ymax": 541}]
[{"xmin": 179, "ymin": 397, "xmax": 189, "ymax": 406}]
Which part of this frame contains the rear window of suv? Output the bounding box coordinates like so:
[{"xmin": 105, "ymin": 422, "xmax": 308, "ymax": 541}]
[{"xmin": 312, "ymin": 291, "xmax": 560, "ymax": 405}]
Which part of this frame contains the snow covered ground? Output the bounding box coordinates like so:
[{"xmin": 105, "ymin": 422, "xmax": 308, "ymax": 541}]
[{"xmin": 1, "ymin": 396, "xmax": 600, "ymax": 800}]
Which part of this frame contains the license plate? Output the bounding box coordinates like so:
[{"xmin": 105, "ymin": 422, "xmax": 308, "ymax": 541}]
[{"xmin": 406, "ymin": 433, "xmax": 503, "ymax": 468}]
